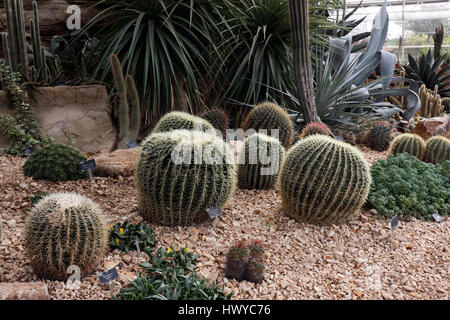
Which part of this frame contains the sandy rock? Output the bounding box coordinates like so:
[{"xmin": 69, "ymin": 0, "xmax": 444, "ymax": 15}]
[
  {"xmin": 95, "ymin": 148, "xmax": 141, "ymax": 177},
  {"xmin": 414, "ymin": 116, "xmax": 450, "ymax": 140},
  {"xmin": 0, "ymin": 282, "xmax": 49, "ymax": 300}
]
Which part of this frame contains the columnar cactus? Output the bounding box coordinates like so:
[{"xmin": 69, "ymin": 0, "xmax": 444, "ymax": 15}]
[
  {"xmin": 110, "ymin": 54, "xmax": 141, "ymax": 149},
  {"xmin": 279, "ymin": 135, "xmax": 371, "ymax": 225},
  {"xmin": 423, "ymin": 136, "xmax": 450, "ymax": 164},
  {"xmin": 241, "ymin": 102, "xmax": 294, "ymax": 148},
  {"xmin": 136, "ymin": 129, "xmax": 236, "ymax": 226},
  {"xmin": 419, "ymin": 84, "xmax": 445, "ymax": 118},
  {"xmin": 369, "ymin": 123, "xmax": 391, "ymax": 151},
  {"xmin": 24, "ymin": 192, "xmax": 109, "ymax": 280},
  {"xmin": 200, "ymin": 108, "xmax": 230, "ymax": 137},
  {"xmin": 152, "ymin": 111, "xmax": 214, "ymax": 134},
  {"xmin": 237, "ymin": 133, "xmax": 284, "ymax": 189},
  {"xmin": 298, "ymin": 121, "xmax": 330, "ymax": 139},
  {"xmin": 390, "ymin": 133, "xmax": 425, "ymax": 159}
]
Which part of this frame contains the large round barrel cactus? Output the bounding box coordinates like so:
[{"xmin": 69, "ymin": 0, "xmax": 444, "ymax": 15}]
[
  {"xmin": 24, "ymin": 192, "xmax": 108, "ymax": 280},
  {"xmin": 238, "ymin": 133, "xmax": 284, "ymax": 189},
  {"xmin": 152, "ymin": 111, "xmax": 214, "ymax": 134},
  {"xmin": 279, "ymin": 135, "xmax": 371, "ymax": 225},
  {"xmin": 241, "ymin": 102, "xmax": 294, "ymax": 148},
  {"xmin": 390, "ymin": 133, "xmax": 425, "ymax": 159},
  {"xmin": 423, "ymin": 136, "xmax": 450, "ymax": 164},
  {"xmin": 136, "ymin": 130, "xmax": 236, "ymax": 226}
]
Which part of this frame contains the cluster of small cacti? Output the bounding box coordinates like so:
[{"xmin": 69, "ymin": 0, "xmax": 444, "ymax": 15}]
[
  {"xmin": 279, "ymin": 135, "xmax": 371, "ymax": 225},
  {"xmin": 24, "ymin": 192, "xmax": 109, "ymax": 280},
  {"xmin": 237, "ymin": 133, "xmax": 284, "ymax": 189},
  {"xmin": 110, "ymin": 54, "xmax": 141, "ymax": 149},
  {"xmin": 152, "ymin": 111, "xmax": 214, "ymax": 134},
  {"xmin": 423, "ymin": 136, "xmax": 450, "ymax": 164},
  {"xmin": 390, "ymin": 133, "xmax": 425, "ymax": 159},
  {"xmin": 136, "ymin": 129, "xmax": 236, "ymax": 226},
  {"xmin": 23, "ymin": 143, "xmax": 87, "ymax": 182},
  {"xmin": 418, "ymin": 84, "xmax": 446, "ymax": 118},
  {"xmin": 241, "ymin": 102, "xmax": 294, "ymax": 148},
  {"xmin": 369, "ymin": 121, "xmax": 391, "ymax": 151},
  {"xmin": 298, "ymin": 121, "xmax": 330, "ymax": 139},
  {"xmin": 200, "ymin": 108, "xmax": 230, "ymax": 137},
  {"xmin": 225, "ymin": 240, "xmax": 265, "ymax": 284}
]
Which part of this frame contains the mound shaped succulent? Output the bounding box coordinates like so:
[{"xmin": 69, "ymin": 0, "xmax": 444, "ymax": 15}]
[
  {"xmin": 152, "ymin": 111, "xmax": 214, "ymax": 134},
  {"xmin": 24, "ymin": 192, "xmax": 109, "ymax": 280},
  {"xmin": 298, "ymin": 122, "xmax": 330, "ymax": 139},
  {"xmin": 237, "ymin": 133, "xmax": 284, "ymax": 189},
  {"xmin": 391, "ymin": 133, "xmax": 425, "ymax": 159},
  {"xmin": 136, "ymin": 130, "xmax": 236, "ymax": 226},
  {"xmin": 369, "ymin": 123, "xmax": 391, "ymax": 151},
  {"xmin": 279, "ymin": 135, "xmax": 371, "ymax": 225},
  {"xmin": 424, "ymin": 136, "xmax": 450, "ymax": 164},
  {"xmin": 23, "ymin": 143, "xmax": 86, "ymax": 181},
  {"xmin": 200, "ymin": 108, "xmax": 230, "ymax": 137},
  {"xmin": 241, "ymin": 102, "xmax": 294, "ymax": 148}
]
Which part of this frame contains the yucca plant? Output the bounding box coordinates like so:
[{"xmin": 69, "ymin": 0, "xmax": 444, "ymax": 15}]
[{"xmin": 404, "ymin": 50, "xmax": 450, "ymax": 99}]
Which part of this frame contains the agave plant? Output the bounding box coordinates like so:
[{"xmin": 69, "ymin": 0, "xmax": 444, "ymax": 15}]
[{"xmin": 403, "ymin": 50, "xmax": 450, "ymax": 99}]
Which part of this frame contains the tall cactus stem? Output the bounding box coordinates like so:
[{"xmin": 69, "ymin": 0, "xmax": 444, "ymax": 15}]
[{"xmin": 126, "ymin": 75, "xmax": 141, "ymax": 141}]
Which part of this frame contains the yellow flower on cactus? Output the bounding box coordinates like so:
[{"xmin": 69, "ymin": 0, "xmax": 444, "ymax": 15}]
[
  {"xmin": 119, "ymin": 228, "xmax": 124, "ymax": 235},
  {"xmin": 167, "ymin": 248, "xmax": 172, "ymax": 254},
  {"xmin": 115, "ymin": 238, "xmax": 119, "ymax": 244}
]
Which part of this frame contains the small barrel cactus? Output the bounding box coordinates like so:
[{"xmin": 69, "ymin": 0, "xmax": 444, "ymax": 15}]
[
  {"xmin": 23, "ymin": 143, "xmax": 86, "ymax": 181},
  {"xmin": 369, "ymin": 123, "xmax": 391, "ymax": 151},
  {"xmin": 200, "ymin": 108, "xmax": 230, "ymax": 137},
  {"xmin": 241, "ymin": 102, "xmax": 294, "ymax": 148},
  {"xmin": 24, "ymin": 192, "xmax": 109, "ymax": 280},
  {"xmin": 237, "ymin": 133, "xmax": 284, "ymax": 189},
  {"xmin": 423, "ymin": 136, "xmax": 450, "ymax": 164},
  {"xmin": 136, "ymin": 129, "xmax": 236, "ymax": 226},
  {"xmin": 390, "ymin": 133, "xmax": 425, "ymax": 159},
  {"xmin": 298, "ymin": 121, "xmax": 330, "ymax": 139},
  {"xmin": 152, "ymin": 111, "xmax": 214, "ymax": 134},
  {"xmin": 279, "ymin": 135, "xmax": 371, "ymax": 225},
  {"xmin": 225, "ymin": 240, "xmax": 248, "ymax": 281}
]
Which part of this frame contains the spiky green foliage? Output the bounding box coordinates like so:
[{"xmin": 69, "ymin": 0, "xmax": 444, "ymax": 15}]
[
  {"xmin": 244, "ymin": 258, "xmax": 265, "ymax": 284},
  {"xmin": 423, "ymin": 136, "xmax": 450, "ymax": 164},
  {"xmin": 136, "ymin": 130, "xmax": 236, "ymax": 226},
  {"xmin": 369, "ymin": 154, "xmax": 449, "ymax": 220},
  {"xmin": 237, "ymin": 134, "xmax": 284, "ymax": 190},
  {"xmin": 418, "ymin": 84, "xmax": 445, "ymax": 118},
  {"xmin": 241, "ymin": 102, "xmax": 294, "ymax": 148},
  {"xmin": 390, "ymin": 134, "xmax": 425, "ymax": 159},
  {"xmin": 200, "ymin": 108, "xmax": 229, "ymax": 137},
  {"xmin": 23, "ymin": 144, "xmax": 87, "ymax": 182},
  {"xmin": 299, "ymin": 121, "xmax": 330, "ymax": 139},
  {"xmin": 110, "ymin": 54, "xmax": 141, "ymax": 148},
  {"xmin": 225, "ymin": 240, "xmax": 248, "ymax": 281},
  {"xmin": 279, "ymin": 135, "xmax": 371, "ymax": 225},
  {"xmin": 24, "ymin": 192, "xmax": 109, "ymax": 280},
  {"xmin": 433, "ymin": 24, "xmax": 444, "ymax": 60},
  {"xmin": 109, "ymin": 221, "xmax": 157, "ymax": 253},
  {"xmin": 152, "ymin": 112, "xmax": 214, "ymax": 134},
  {"xmin": 369, "ymin": 125, "xmax": 391, "ymax": 152}
]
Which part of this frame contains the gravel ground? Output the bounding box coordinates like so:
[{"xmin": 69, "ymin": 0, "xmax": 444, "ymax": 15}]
[{"xmin": 0, "ymin": 148, "xmax": 448, "ymax": 300}]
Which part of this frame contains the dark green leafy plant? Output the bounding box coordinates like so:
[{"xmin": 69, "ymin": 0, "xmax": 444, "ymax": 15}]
[
  {"xmin": 109, "ymin": 222, "xmax": 157, "ymax": 253},
  {"xmin": 23, "ymin": 143, "xmax": 87, "ymax": 182},
  {"xmin": 118, "ymin": 246, "xmax": 232, "ymax": 300},
  {"xmin": 369, "ymin": 153, "xmax": 449, "ymax": 220}
]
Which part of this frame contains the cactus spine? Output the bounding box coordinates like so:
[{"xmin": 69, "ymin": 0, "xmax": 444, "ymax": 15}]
[
  {"xmin": 24, "ymin": 192, "xmax": 109, "ymax": 280},
  {"xmin": 152, "ymin": 111, "xmax": 214, "ymax": 134},
  {"xmin": 390, "ymin": 133, "xmax": 425, "ymax": 159},
  {"xmin": 424, "ymin": 136, "xmax": 450, "ymax": 164},
  {"xmin": 298, "ymin": 121, "xmax": 330, "ymax": 139},
  {"xmin": 419, "ymin": 84, "xmax": 445, "ymax": 118},
  {"xmin": 279, "ymin": 135, "xmax": 371, "ymax": 225},
  {"xmin": 136, "ymin": 130, "xmax": 236, "ymax": 226},
  {"xmin": 241, "ymin": 102, "xmax": 294, "ymax": 148},
  {"xmin": 200, "ymin": 108, "xmax": 230, "ymax": 137},
  {"xmin": 110, "ymin": 54, "xmax": 141, "ymax": 149},
  {"xmin": 238, "ymin": 133, "xmax": 284, "ymax": 190}
]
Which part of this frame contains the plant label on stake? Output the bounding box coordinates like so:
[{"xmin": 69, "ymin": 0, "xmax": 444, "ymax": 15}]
[
  {"xmin": 390, "ymin": 215, "xmax": 399, "ymax": 237},
  {"xmin": 21, "ymin": 147, "xmax": 34, "ymax": 157},
  {"xmin": 135, "ymin": 238, "xmax": 141, "ymax": 255},
  {"xmin": 206, "ymin": 206, "xmax": 222, "ymax": 229},
  {"xmin": 126, "ymin": 140, "xmax": 138, "ymax": 149},
  {"xmin": 431, "ymin": 212, "xmax": 444, "ymax": 223},
  {"xmin": 98, "ymin": 267, "xmax": 119, "ymax": 299},
  {"xmin": 80, "ymin": 159, "xmax": 97, "ymax": 181}
]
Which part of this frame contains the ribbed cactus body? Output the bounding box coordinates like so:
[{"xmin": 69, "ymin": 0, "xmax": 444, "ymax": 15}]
[
  {"xmin": 200, "ymin": 108, "xmax": 229, "ymax": 136},
  {"xmin": 24, "ymin": 192, "xmax": 108, "ymax": 280},
  {"xmin": 419, "ymin": 84, "xmax": 444, "ymax": 118},
  {"xmin": 153, "ymin": 111, "xmax": 214, "ymax": 134},
  {"xmin": 424, "ymin": 136, "xmax": 450, "ymax": 164},
  {"xmin": 299, "ymin": 122, "xmax": 330, "ymax": 139},
  {"xmin": 238, "ymin": 134, "xmax": 284, "ymax": 189},
  {"xmin": 241, "ymin": 102, "xmax": 294, "ymax": 148},
  {"xmin": 136, "ymin": 130, "xmax": 236, "ymax": 226},
  {"xmin": 391, "ymin": 133, "xmax": 425, "ymax": 159},
  {"xmin": 279, "ymin": 135, "xmax": 371, "ymax": 225},
  {"xmin": 369, "ymin": 125, "xmax": 391, "ymax": 151}
]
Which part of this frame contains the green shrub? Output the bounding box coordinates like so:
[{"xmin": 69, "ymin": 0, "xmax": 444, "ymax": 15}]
[
  {"xmin": 279, "ymin": 135, "xmax": 371, "ymax": 225},
  {"xmin": 369, "ymin": 153, "xmax": 449, "ymax": 220},
  {"xmin": 152, "ymin": 111, "xmax": 214, "ymax": 134},
  {"xmin": 118, "ymin": 247, "xmax": 232, "ymax": 300},
  {"xmin": 23, "ymin": 143, "xmax": 86, "ymax": 181},
  {"xmin": 109, "ymin": 222, "xmax": 157, "ymax": 253},
  {"xmin": 24, "ymin": 192, "xmax": 109, "ymax": 280},
  {"xmin": 423, "ymin": 136, "xmax": 450, "ymax": 164}
]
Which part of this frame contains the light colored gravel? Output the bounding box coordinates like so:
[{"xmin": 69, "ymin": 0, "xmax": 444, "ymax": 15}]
[{"xmin": 0, "ymin": 148, "xmax": 448, "ymax": 300}]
